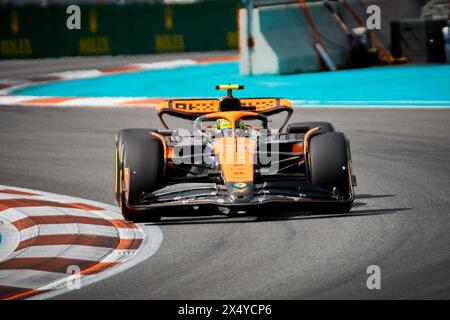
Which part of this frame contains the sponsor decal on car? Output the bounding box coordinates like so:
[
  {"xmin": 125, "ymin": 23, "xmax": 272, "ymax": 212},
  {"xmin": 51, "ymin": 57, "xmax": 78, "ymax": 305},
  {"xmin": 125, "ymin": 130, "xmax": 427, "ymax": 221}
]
[{"xmin": 233, "ymin": 182, "xmax": 247, "ymax": 189}]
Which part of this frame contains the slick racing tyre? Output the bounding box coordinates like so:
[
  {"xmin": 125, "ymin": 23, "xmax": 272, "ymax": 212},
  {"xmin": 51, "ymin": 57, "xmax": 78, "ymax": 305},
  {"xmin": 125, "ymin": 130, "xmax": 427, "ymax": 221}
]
[
  {"xmin": 116, "ymin": 129, "xmax": 164, "ymax": 222},
  {"xmin": 287, "ymin": 121, "xmax": 335, "ymax": 135},
  {"xmin": 115, "ymin": 129, "xmax": 155, "ymax": 204},
  {"xmin": 308, "ymin": 132, "xmax": 353, "ymax": 214}
]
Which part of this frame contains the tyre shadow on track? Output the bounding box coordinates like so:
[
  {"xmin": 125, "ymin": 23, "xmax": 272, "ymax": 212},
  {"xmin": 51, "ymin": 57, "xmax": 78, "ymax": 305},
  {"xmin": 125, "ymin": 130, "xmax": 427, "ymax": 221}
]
[
  {"xmin": 355, "ymin": 194, "xmax": 396, "ymax": 199},
  {"xmin": 143, "ymin": 194, "xmax": 411, "ymax": 226}
]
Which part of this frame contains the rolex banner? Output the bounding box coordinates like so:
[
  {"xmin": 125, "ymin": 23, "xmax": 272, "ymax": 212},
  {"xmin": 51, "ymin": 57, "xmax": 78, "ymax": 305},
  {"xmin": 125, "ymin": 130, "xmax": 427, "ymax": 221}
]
[{"xmin": 0, "ymin": 1, "xmax": 241, "ymax": 59}]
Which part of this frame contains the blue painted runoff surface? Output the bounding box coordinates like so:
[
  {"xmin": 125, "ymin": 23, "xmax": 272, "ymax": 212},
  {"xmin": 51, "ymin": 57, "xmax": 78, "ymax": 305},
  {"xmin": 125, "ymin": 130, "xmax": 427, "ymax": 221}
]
[{"xmin": 13, "ymin": 62, "xmax": 450, "ymax": 106}]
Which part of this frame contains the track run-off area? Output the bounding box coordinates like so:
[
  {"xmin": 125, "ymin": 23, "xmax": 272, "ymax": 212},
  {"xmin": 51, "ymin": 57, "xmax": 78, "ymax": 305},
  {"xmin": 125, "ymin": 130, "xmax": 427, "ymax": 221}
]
[
  {"xmin": 0, "ymin": 53, "xmax": 449, "ymax": 108},
  {"xmin": 0, "ymin": 53, "xmax": 449, "ymax": 299}
]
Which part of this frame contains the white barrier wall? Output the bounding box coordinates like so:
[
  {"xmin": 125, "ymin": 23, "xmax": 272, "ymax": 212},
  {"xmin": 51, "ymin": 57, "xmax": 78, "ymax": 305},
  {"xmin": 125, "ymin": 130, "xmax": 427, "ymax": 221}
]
[
  {"xmin": 240, "ymin": 2, "xmax": 349, "ymax": 74},
  {"xmin": 240, "ymin": 0, "xmax": 425, "ymax": 75},
  {"xmin": 240, "ymin": 2, "xmax": 349, "ymax": 75}
]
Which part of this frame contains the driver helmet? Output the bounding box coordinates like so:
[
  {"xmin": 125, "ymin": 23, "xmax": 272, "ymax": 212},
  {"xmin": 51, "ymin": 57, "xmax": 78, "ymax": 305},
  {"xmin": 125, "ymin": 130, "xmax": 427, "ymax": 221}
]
[{"xmin": 219, "ymin": 96, "xmax": 242, "ymax": 112}]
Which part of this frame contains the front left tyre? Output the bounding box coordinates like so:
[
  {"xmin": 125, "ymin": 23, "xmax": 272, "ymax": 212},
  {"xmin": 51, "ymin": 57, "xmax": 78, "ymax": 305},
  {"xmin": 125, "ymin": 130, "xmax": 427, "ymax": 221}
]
[{"xmin": 115, "ymin": 129, "xmax": 164, "ymax": 222}]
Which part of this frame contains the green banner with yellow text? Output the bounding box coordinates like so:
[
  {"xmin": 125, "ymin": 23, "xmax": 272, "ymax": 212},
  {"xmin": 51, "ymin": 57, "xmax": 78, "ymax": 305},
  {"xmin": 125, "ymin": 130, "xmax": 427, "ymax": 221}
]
[{"xmin": 0, "ymin": 1, "xmax": 241, "ymax": 59}]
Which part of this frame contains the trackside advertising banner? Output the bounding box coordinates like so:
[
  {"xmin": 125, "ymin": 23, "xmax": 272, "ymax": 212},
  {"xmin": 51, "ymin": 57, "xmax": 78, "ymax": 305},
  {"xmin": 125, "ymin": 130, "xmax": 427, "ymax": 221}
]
[{"xmin": 0, "ymin": 1, "xmax": 241, "ymax": 59}]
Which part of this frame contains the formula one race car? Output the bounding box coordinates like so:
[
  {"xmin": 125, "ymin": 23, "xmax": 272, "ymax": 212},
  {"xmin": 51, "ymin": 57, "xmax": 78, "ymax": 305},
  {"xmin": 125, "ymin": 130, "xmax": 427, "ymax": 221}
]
[{"xmin": 115, "ymin": 85, "xmax": 355, "ymax": 222}]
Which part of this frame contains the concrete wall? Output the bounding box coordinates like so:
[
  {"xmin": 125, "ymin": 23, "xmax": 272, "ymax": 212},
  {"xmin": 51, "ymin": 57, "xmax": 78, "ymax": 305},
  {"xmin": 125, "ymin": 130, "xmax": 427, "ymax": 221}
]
[{"xmin": 240, "ymin": 0, "xmax": 427, "ymax": 75}]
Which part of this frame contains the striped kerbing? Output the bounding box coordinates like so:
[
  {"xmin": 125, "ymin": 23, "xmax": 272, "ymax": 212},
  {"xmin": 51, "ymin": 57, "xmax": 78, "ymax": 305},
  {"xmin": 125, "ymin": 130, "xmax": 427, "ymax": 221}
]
[{"xmin": 0, "ymin": 186, "xmax": 145, "ymax": 300}]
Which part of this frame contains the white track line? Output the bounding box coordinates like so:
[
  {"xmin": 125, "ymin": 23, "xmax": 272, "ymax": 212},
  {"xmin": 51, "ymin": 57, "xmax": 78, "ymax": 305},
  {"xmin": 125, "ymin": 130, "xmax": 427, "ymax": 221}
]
[
  {"xmin": 14, "ymin": 245, "xmax": 119, "ymax": 261},
  {"xmin": 0, "ymin": 59, "xmax": 198, "ymax": 95},
  {"xmin": 17, "ymin": 226, "xmax": 40, "ymax": 242},
  {"xmin": 57, "ymin": 97, "xmax": 136, "ymax": 107},
  {"xmin": 49, "ymin": 70, "xmax": 104, "ymax": 80},
  {"xmin": 131, "ymin": 59, "xmax": 197, "ymax": 70},
  {"xmin": 0, "ymin": 270, "xmax": 65, "ymax": 289},
  {"xmin": 36, "ymin": 223, "xmax": 118, "ymax": 238},
  {"xmin": 291, "ymin": 101, "xmax": 450, "ymax": 108},
  {"xmin": 1, "ymin": 95, "xmax": 449, "ymax": 108}
]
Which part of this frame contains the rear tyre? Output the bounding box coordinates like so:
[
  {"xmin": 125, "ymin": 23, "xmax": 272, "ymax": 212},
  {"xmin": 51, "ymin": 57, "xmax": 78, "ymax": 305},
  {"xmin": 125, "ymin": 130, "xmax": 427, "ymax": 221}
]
[
  {"xmin": 117, "ymin": 129, "xmax": 163, "ymax": 222},
  {"xmin": 308, "ymin": 132, "xmax": 353, "ymax": 214},
  {"xmin": 287, "ymin": 121, "xmax": 335, "ymax": 134}
]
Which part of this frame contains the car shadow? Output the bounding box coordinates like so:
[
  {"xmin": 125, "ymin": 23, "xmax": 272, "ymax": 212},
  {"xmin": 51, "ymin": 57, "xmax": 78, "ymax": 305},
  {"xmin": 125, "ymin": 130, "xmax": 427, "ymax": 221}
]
[
  {"xmin": 355, "ymin": 194, "xmax": 396, "ymax": 200},
  {"xmin": 143, "ymin": 194, "xmax": 411, "ymax": 226}
]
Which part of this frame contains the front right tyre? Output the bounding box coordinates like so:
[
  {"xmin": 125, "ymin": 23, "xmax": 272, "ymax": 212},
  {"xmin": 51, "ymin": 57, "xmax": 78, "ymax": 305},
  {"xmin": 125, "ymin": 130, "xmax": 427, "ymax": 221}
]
[{"xmin": 308, "ymin": 132, "xmax": 353, "ymax": 213}]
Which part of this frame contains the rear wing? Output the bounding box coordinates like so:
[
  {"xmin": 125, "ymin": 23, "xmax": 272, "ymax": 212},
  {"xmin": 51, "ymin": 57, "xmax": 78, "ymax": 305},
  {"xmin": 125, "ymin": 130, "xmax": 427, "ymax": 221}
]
[{"xmin": 156, "ymin": 98, "xmax": 293, "ymax": 129}]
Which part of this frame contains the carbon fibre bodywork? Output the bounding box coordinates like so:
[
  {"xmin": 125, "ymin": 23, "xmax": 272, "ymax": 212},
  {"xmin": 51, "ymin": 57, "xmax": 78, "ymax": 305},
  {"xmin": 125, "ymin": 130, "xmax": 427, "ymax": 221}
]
[
  {"xmin": 119, "ymin": 129, "xmax": 355, "ymax": 213},
  {"xmin": 118, "ymin": 90, "xmax": 355, "ymax": 216}
]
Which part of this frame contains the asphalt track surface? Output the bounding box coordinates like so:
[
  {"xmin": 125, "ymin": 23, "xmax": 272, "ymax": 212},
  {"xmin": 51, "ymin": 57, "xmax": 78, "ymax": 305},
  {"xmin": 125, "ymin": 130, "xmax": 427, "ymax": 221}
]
[{"xmin": 0, "ymin": 57, "xmax": 449, "ymax": 299}]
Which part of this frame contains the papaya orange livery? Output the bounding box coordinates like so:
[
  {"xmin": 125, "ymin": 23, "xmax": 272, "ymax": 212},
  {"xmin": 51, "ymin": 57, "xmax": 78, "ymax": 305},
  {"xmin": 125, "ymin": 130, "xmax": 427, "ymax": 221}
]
[
  {"xmin": 213, "ymin": 137, "xmax": 256, "ymax": 183},
  {"xmin": 116, "ymin": 84, "xmax": 354, "ymax": 221}
]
